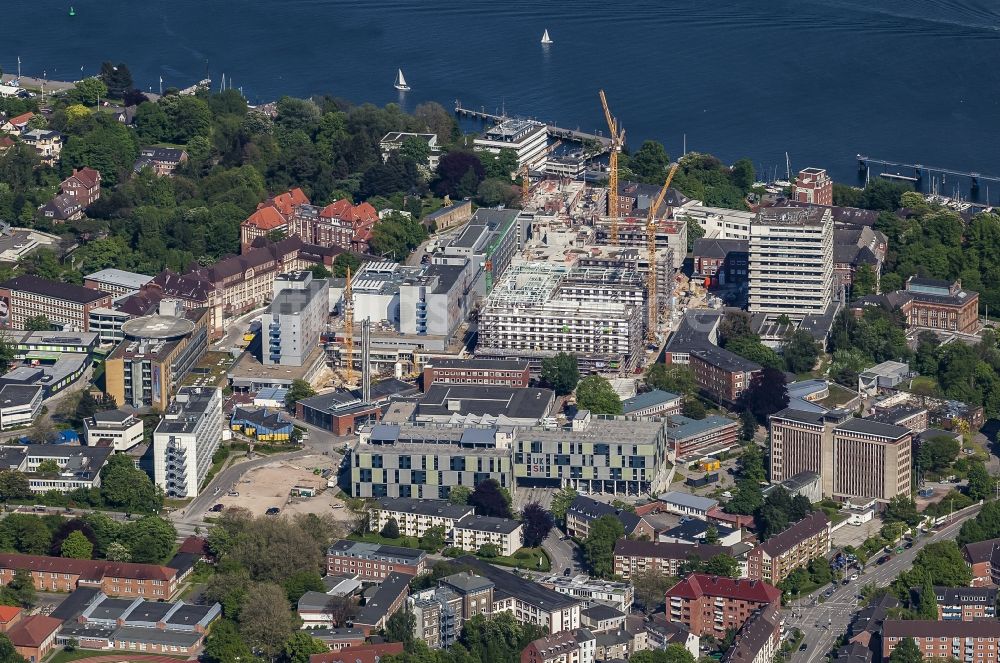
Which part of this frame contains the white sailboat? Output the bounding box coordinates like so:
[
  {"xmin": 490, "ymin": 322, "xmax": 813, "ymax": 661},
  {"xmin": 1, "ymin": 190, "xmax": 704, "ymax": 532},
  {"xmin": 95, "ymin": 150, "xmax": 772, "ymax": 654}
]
[
  {"xmin": 394, "ymin": 69, "xmax": 410, "ymax": 91},
  {"xmin": 541, "ymin": 29, "xmax": 553, "ymax": 44}
]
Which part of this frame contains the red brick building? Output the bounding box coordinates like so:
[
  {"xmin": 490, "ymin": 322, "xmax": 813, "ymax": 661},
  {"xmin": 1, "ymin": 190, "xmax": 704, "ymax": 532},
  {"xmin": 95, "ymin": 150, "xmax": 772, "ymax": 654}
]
[
  {"xmin": 895, "ymin": 277, "xmax": 979, "ymax": 334},
  {"xmin": 326, "ymin": 540, "xmax": 427, "ymax": 582},
  {"xmin": 963, "ymin": 538, "xmax": 1000, "ymax": 587},
  {"xmin": 883, "ymin": 620, "xmax": 1000, "ymax": 663},
  {"xmin": 0, "ymin": 606, "xmax": 22, "ymax": 633},
  {"xmin": 310, "ymin": 642, "xmax": 405, "ymax": 663},
  {"xmin": 792, "ymin": 168, "xmax": 833, "ymax": 206},
  {"xmin": 240, "ymin": 187, "xmax": 310, "ymax": 251},
  {"xmin": 689, "ymin": 348, "xmax": 761, "ymax": 405},
  {"xmin": 613, "ymin": 540, "xmax": 733, "ymax": 580},
  {"xmin": 290, "ymin": 199, "xmax": 379, "ymax": 253},
  {"xmin": 665, "ymin": 574, "xmax": 781, "ymax": 637},
  {"xmin": 0, "ymin": 554, "xmax": 178, "ymax": 599},
  {"xmin": 7, "ymin": 615, "xmax": 60, "ymax": 663},
  {"xmin": 0, "ymin": 275, "xmax": 113, "ymax": 332},
  {"xmin": 744, "ymin": 512, "xmax": 830, "ymax": 584},
  {"xmin": 422, "ymin": 358, "xmax": 531, "ymax": 392},
  {"xmin": 692, "ymin": 239, "xmax": 749, "ymax": 286},
  {"xmin": 61, "ymin": 167, "xmax": 102, "ymax": 206}
]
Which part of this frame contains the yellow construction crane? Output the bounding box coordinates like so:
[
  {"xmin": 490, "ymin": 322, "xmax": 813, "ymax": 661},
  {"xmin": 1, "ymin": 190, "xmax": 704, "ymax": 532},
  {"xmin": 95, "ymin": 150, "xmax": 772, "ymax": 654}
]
[
  {"xmin": 599, "ymin": 90, "xmax": 625, "ymax": 245},
  {"xmin": 646, "ymin": 163, "xmax": 679, "ymax": 345},
  {"xmin": 344, "ymin": 266, "xmax": 354, "ymax": 384}
]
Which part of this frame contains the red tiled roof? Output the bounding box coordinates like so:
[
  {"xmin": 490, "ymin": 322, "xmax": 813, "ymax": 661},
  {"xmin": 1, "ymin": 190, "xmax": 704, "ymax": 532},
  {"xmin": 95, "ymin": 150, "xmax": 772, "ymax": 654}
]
[
  {"xmin": 178, "ymin": 536, "xmax": 209, "ymax": 555},
  {"xmin": 321, "ymin": 199, "xmax": 379, "ymax": 224},
  {"xmin": 0, "ymin": 553, "xmax": 176, "ymax": 582},
  {"xmin": 309, "ymin": 643, "xmax": 404, "ymax": 663},
  {"xmin": 7, "ymin": 615, "xmax": 61, "ymax": 648},
  {"xmin": 271, "ymin": 187, "xmax": 309, "ymax": 216},
  {"xmin": 66, "ymin": 167, "xmax": 101, "ymax": 189},
  {"xmin": 0, "ymin": 605, "xmax": 21, "ymax": 623},
  {"xmin": 243, "ymin": 205, "xmax": 287, "ymax": 231},
  {"xmin": 757, "ymin": 512, "xmax": 829, "ymax": 557},
  {"xmin": 7, "ymin": 112, "xmax": 34, "ymax": 127},
  {"xmin": 666, "ymin": 573, "xmax": 781, "ymax": 604},
  {"xmin": 0, "ymin": 136, "xmax": 14, "ymax": 148}
]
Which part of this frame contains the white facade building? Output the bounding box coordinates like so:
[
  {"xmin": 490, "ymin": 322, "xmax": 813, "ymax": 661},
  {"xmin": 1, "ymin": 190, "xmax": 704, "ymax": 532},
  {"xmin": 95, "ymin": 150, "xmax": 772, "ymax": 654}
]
[
  {"xmin": 474, "ymin": 119, "xmax": 549, "ymax": 170},
  {"xmin": 153, "ymin": 387, "xmax": 223, "ymax": 498},
  {"xmin": 453, "ymin": 514, "xmax": 524, "ymax": 557},
  {"xmin": 749, "ymin": 207, "xmax": 834, "ymax": 316},
  {"xmin": 87, "ymin": 307, "xmax": 131, "ymax": 345},
  {"xmin": 372, "ymin": 497, "xmax": 474, "ymax": 538},
  {"xmin": 83, "ymin": 409, "xmax": 144, "ymax": 451},
  {"xmin": 262, "ymin": 271, "xmax": 329, "ymax": 366},
  {"xmin": 677, "ymin": 206, "xmax": 754, "ymax": 241},
  {"xmin": 0, "ymin": 384, "xmax": 42, "ymax": 430}
]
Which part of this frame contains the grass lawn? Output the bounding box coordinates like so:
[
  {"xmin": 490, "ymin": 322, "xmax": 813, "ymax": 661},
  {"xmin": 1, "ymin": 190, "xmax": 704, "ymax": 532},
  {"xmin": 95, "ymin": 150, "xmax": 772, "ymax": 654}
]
[
  {"xmin": 818, "ymin": 382, "xmax": 861, "ymax": 409},
  {"xmin": 484, "ymin": 547, "xmax": 550, "ymax": 572},
  {"xmin": 49, "ymin": 650, "xmax": 188, "ymax": 663},
  {"xmin": 908, "ymin": 375, "xmax": 941, "ymax": 395},
  {"xmin": 349, "ymin": 531, "xmax": 426, "ymax": 550}
]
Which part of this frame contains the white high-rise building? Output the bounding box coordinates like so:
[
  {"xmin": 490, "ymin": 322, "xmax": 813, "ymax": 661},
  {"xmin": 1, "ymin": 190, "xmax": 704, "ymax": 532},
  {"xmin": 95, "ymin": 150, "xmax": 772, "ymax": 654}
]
[
  {"xmin": 748, "ymin": 206, "xmax": 834, "ymax": 316},
  {"xmin": 153, "ymin": 386, "xmax": 223, "ymax": 498},
  {"xmin": 262, "ymin": 271, "xmax": 330, "ymax": 366}
]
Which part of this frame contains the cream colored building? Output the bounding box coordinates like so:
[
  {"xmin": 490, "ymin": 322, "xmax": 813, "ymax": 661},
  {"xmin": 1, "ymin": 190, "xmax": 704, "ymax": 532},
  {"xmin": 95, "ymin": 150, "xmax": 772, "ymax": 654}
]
[
  {"xmin": 371, "ymin": 497, "xmax": 473, "ymax": 538},
  {"xmin": 453, "ymin": 514, "xmax": 523, "ymax": 557}
]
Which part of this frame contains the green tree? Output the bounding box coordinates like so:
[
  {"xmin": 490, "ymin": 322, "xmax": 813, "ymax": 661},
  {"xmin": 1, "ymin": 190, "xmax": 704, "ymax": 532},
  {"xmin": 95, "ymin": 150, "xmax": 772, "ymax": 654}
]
[
  {"xmin": 23, "ymin": 316, "xmax": 51, "ymax": 332},
  {"xmin": 369, "ymin": 211, "xmax": 428, "ymax": 260},
  {"xmin": 704, "ymin": 524, "xmax": 720, "ymax": 545},
  {"xmin": 702, "ymin": 554, "xmax": 740, "ymax": 578},
  {"xmin": 682, "ymin": 397, "xmax": 706, "ymax": 420},
  {"xmin": 7, "ymin": 569, "xmax": 35, "ymax": 608},
  {"xmin": 908, "ymin": 541, "xmax": 972, "ymax": 586},
  {"xmin": 284, "ymin": 379, "xmax": 316, "ymax": 409},
  {"xmin": 583, "ymin": 515, "xmax": 625, "ymax": 578},
  {"xmin": 628, "ymin": 141, "xmax": 670, "ymax": 184},
  {"xmin": 0, "ymin": 472, "xmax": 30, "ymax": 501},
  {"xmin": 60, "ymin": 531, "xmax": 94, "ymax": 559},
  {"xmin": 730, "ymin": 159, "xmax": 755, "ymax": 192},
  {"xmin": 645, "ymin": 363, "xmax": 696, "ymax": 396},
  {"xmin": 238, "ymin": 582, "xmax": 296, "ymax": 660},
  {"xmin": 332, "ymin": 253, "xmax": 362, "ymax": 278},
  {"xmin": 385, "ymin": 607, "xmax": 416, "ymax": 645},
  {"xmin": 421, "ymin": 525, "xmax": 446, "ymax": 551},
  {"xmin": 399, "ymin": 136, "xmax": 432, "ymax": 166},
  {"xmin": 889, "ymin": 638, "xmax": 923, "ymax": 663},
  {"xmin": 726, "ymin": 335, "xmax": 782, "ymax": 370},
  {"xmin": 884, "ymin": 495, "xmax": 921, "ymax": 526},
  {"xmin": 481, "ymin": 148, "xmax": 519, "ymax": 180},
  {"xmin": 203, "ymin": 619, "xmax": 253, "ymax": 663},
  {"xmin": 631, "ymin": 646, "xmax": 696, "ymax": 663},
  {"xmin": 469, "ymin": 479, "xmax": 512, "ymax": 519},
  {"xmin": 477, "ymin": 543, "xmax": 499, "ymax": 558},
  {"xmin": 35, "ymin": 459, "xmax": 60, "ymax": 474},
  {"xmin": 783, "ymin": 330, "xmax": 820, "ymax": 374},
  {"xmin": 380, "ymin": 517, "xmax": 400, "ymax": 539},
  {"xmin": 739, "ymin": 410, "xmax": 757, "ymax": 442},
  {"xmin": 540, "ymin": 352, "xmax": 580, "ymax": 396},
  {"xmin": 60, "ymin": 117, "xmax": 139, "ymax": 186},
  {"xmin": 740, "ymin": 367, "xmax": 789, "ymax": 425},
  {"xmin": 550, "ymin": 486, "xmax": 578, "ymax": 524},
  {"xmin": 120, "ymin": 516, "xmax": 176, "ymax": 563},
  {"xmin": 521, "ymin": 502, "xmax": 554, "ymax": 548},
  {"xmin": 282, "ymin": 570, "xmax": 325, "ymax": 603},
  {"xmin": 100, "ymin": 455, "xmax": 163, "ymax": 514},
  {"xmin": 852, "ymin": 263, "xmax": 878, "ymax": 298},
  {"xmin": 476, "ymin": 178, "xmax": 519, "ymax": 207},
  {"xmin": 916, "ymin": 573, "xmax": 938, "ymax": 619},
  {"xmin": 448, "ymin": 486, "xmax": 471, "ymax": 505},
  {"xmin": 105, "ymin": 541, "xmax": 131, "ymax": 562},
  {"xmin": 576, "ymin": 375, "xmax": 623, "ymax": 415},
  {"xmin": 282, "ymin": 631, "xmax": 329, "ymax": 663},
  {"xmin": 98, "ymin": 61, "xmax": 133, "ymax": 98},
  {"xmin": 966, "ymin": 460, "xmax": 991, "ymax": 501},
  {"xmin": 0, "ymin": 633, "xmax": 26, "ymax": 663},
  {"xmin": 630, "ymin": 568, "xmax": 676, "ymax": 614},
  {"xmin": 70, "ymin": 77, "xmax": 108, "ymax": 106}
]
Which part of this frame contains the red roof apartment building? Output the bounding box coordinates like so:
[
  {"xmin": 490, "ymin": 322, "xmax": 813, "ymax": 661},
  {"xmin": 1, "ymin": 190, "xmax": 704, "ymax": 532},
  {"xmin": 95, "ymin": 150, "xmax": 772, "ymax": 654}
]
[
  {"xmin": 613, "ymin": 540, "xmax": 734, "ymax": 580},
  {"xmin": 0, "ymin": 553, "xmax": 178, "ymax": 599},
  {"xmin": 240, "ymin": 187, "xmax": 310, "ymax": 250},
  {"xmin": 745, "ymin": 512, "xmax": 830, "ymax": 585},
  {"xmin": 665, "ymin": 574, "xmax": 781, "ymax": 637},
  {"xmin": 290, "ymin": 199, "xmax": 379, "ymax": 254},
  {"xmin": 310, "ymin": 642, "xmax": 405, "ymax": 663}
]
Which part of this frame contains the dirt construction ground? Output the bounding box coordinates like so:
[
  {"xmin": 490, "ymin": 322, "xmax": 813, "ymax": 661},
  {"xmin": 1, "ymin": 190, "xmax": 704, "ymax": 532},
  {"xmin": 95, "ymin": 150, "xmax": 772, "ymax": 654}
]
[{"xmin": 210, "ymin": 454, "xmax": 353, "ymax": 523}]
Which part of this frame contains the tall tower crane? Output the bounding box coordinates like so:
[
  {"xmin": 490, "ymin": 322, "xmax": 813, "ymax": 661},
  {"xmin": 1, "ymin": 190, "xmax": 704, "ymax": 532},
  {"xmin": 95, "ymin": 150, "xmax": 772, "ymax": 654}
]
[
  {"xmin": 646, "ymin": 163, "xmax": 679, "ymax": 345},
  {"xmin": 343, "ymin": 266, "xmax": 354, "ymax": 384},
  {"xmin": 599, "ymin": 90, "xmax": 625, "ymax": 245}
]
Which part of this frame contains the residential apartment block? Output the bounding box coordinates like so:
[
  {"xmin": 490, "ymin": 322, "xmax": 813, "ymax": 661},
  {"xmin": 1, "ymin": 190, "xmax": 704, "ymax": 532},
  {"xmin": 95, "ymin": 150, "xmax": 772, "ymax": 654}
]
[
  {"xmin": 371, "ymin": 498, "xmax": 474, "ymax": 537},
  {"xmin": 325, "ymin": 540, "xmax": 427, "ymax": 583},
  {"xmin": 453, "ymin": 515, "xmax": 524, "ymax": 557},
  {"xmin": 769, "ymin": 408, "xmax": 912, "ymax": 503},
  {"xmin": 152, "ymin": 387, "xmax": 223, "ymax": 499},
  {"xmin": 0, "ymin": 275, "xmax": 113, "ymax": 332},
  {"xmin": 665, "ymin": 574, "xmax": 781, "ymax": 637},
  {"xmin": 923, "ymin": 586, "xmax": 998, "ymax": 621},
  {"xmin": 748, "ymin": 207, "xmax": 834, "ymax": 317},
  {"xmin": 410, "ymin": 572, "xmax": 494, "ymax": 649},
  {"xmin": 613, "ymin": 541, "xmax": 734, "ymax": 580},
  {"xmin": 964, "ymin": 538, "xmax": 1000, "ymax": 587},
  {"xmin": 566, "ymin": 495, "xmax": 654, "ymax": 540},
  {"xmin": 883, "ymin": 620, "xmax": 1000, "ymax": 663},
  {"xmin": 744, "ymin": 512, "xmax": 830, "ymax": 584},
  {"xmin": 521, "ymin": 629, "xmax": 597, "ymax": 663}
]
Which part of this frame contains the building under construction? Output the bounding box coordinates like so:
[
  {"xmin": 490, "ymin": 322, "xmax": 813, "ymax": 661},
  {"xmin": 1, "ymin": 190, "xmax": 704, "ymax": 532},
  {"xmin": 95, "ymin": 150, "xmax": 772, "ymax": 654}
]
[{"xmin": 475, "ymin": 261, "xmax": 644, "ymax": 375}]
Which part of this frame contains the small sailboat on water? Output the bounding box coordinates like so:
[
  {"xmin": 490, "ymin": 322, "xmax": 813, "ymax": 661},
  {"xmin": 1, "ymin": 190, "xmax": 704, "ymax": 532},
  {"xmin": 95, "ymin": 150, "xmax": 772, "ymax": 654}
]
[
  {"xmin": 394, "ymin": 69, "xmax": 410, "ymax": 91},
  {"xmin": 69, "ymin": 6, "xmax": 75, "ymax": 15},
  {"xmin": 541, "ymin": 29, "xmax": 552, "ymax": 44}
]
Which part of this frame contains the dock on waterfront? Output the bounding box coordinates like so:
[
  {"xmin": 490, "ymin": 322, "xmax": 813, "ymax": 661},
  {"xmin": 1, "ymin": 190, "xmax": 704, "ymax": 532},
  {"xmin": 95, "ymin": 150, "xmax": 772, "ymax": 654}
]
[{"xmin": 455, "ymin": 101, "xmax": 612, "ymax": 151}]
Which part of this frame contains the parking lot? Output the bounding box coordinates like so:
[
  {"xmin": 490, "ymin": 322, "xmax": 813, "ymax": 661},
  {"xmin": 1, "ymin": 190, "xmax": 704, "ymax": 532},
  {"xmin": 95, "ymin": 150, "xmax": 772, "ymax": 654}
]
[{"xmin": 207, "ymin": 454, "xmax": 353, "ymax": 523}]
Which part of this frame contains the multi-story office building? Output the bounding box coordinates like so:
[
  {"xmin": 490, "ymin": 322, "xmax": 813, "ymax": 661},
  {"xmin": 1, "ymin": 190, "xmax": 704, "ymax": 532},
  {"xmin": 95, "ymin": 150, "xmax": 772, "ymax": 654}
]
[
  {"xmin": 665, "ymin": 574, "xmax": 781, "ymax": 637},
  {"xmin": 613, "ymin": 541, "xmax": 734, "ymax": 580},
  {"xmin": 83, "ymin": 269, "xmax": 154, "ymax": 300},
  {"xmin": 104, "ymin": 304, "xmax": 209, "ymax": 411},
  {"xmin": 883, "ymin": 620, "xmax": 1000, "ymax": 663},
  {"xmin": 261, "ymin": 271, "xmax": 329, "ymax": 366},
  {"xmin": 83, "ymin": 409, "xmax": 144, "ymax": 451},
  {"xmin": 153, "ymin": 387, "xmax": 223, "ymax": 498},
  {"xmin": 748, "ymin": 207, "xmax": 834, "ymax": 316},
  {"xmin": 769, "ymin": 408, "xmax": 912, "ymax": 503},
  {"xmin": 474, "ymin": 119, "xmax": 549, "ymax": 170},
  {"xmin": 0, "ymin": 275, "xmax": 113, "ymax": 332},
  {"xmin": 477, "ymin": 262, "xmax": 644, "ymax": 374},
  {"xmin": 791, "ymin": 168, "xmax": 833, "ymax": 206},
  {"xmin": 371, "ymin": 498, "xmax": 474, "ymax": 538},
  {"xmin": 422, "ymin": 358, "xmax": 531, "ymax": 392},
  {"xmin": 437, "ymin": 208, "xmax": 522, "ymax": 293},
  {"xmin": 875, "ymin": 276, "xmax": 980, "ymax": 334},
  {"xmin": 354, "ymin": 412, "xmax": 670, "ymax": 498},
  {"xmin": 411, "ymin": 572, "xmax": 494, "ymax": 649},
  {"xmin": 453, "ymin": 514, "xmax": 524, "ymax": 557},
  {"xmin": 666, "ymin": 415, "xmax": 740, "ymax": 462},
  {"xmin": 744, "ymin": 512, "xmax": 830, "ymax": 585},
  {"xmin": 325, "ymin": 540, "xmax": 426, "ymax": 583},
  {"xmin": 537, "ymin": 575, "xmax": 634, "ymax": 612}
]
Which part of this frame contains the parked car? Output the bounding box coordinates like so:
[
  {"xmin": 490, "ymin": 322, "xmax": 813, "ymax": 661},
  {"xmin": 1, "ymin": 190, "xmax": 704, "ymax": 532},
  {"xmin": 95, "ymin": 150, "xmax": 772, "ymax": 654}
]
[
  {"xmin": 209, "ymin": 504, "xmax": 224, "ymax": 512},
  {"xmin": 564, "ymin": 567, "xmax": 572, "ymax": 576},
  {"xmin": 799, "ymin": 644, "xmax": 808, "ymax": 652},
  {"xmin": 266, "ymin": 507, "xmax": 281, "ymax": 516},
  {"xmin": 877, "ymin": 554, "xmax": 891, "ymax": 565}
]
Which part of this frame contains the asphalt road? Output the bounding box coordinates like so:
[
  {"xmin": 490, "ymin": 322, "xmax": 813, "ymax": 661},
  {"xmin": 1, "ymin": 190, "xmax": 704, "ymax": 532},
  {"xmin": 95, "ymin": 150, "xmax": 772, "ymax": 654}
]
[
  {"xmin": 785, "ymin": 505, "xmax": 983, "ymax": 663},
  {"xmin": 542, "ymin": 531, "xmax": 581, "ymax": 574}
]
